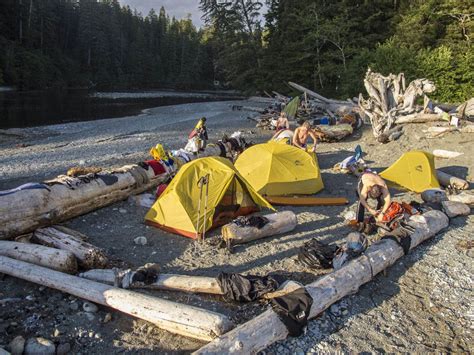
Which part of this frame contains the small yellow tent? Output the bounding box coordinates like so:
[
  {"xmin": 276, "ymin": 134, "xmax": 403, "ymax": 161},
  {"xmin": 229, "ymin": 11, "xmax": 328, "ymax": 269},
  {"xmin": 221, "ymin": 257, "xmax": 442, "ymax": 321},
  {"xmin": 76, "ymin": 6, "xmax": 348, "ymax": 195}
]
[
  {"xmin": 380, "ymin": 151, "xmax": 440, "ymax": 193},
  {"xmin": 145, "ymin": 156, "xmax": 273, "ymax": 239},
  {"xmin": 234, "ymin": 142, "xmax": 324, "ymax": 196}
]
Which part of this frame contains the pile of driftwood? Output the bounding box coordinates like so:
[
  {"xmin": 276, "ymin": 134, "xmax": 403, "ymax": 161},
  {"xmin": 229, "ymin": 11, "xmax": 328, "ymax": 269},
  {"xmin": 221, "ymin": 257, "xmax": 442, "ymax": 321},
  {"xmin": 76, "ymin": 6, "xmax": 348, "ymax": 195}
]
[{"xmin": 358, "ymin": 69, "xmax": 474, "ymax": 143}]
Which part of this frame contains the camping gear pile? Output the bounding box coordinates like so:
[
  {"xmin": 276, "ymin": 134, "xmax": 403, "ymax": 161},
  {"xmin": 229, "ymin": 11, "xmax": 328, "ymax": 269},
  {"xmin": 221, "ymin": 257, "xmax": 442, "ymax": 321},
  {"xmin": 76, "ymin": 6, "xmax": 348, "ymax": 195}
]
[{"xmin": 251, "ymin": 82, "xmax": 362, "ymax": 142}]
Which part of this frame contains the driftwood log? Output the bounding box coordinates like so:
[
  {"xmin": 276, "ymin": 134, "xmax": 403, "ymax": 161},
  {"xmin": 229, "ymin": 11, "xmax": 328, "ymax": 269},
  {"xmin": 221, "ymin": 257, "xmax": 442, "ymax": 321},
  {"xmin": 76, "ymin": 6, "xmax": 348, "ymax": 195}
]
[
  {"xmin": 194, "ymin": 210, "xmax": 449, "ymax": 354},
  {"xmin": 0, "ymin": 164, "xmax": 167, "ymax": 240},
  {"xmin": 433, "ymin": 149, "xmax": 463, "ymax": 159},
  {"xmin": 32, "ymin": 226, "xmax": 108, "ymax": 269},
  {"xmin": 79, "ymin": 269, "xmax": 224, "ymax": 295},
  {"xmin": 0, "ymin": 256, "xmax": 233, "ymax": 341},
  {"xmin": 287, "ymin": 82, "xmax": 354, "ymax": 112},
  {"xmin": 0, "ymin": 241, "xmax": 77, "ymax": 273},
  {"xmin": 358, "ymin": 69, "xmax": 436, "ymax": 139},
  {"xmin": 395, "ymin": 113, "xmax": 444, "ymax": 124},
  {"xmin": 436, "ymin": 170, "xmax": 469, "ymax": 190},
  {"xmin": 221, "ymin": 211, "xmax": 297, "ymax": 247}
]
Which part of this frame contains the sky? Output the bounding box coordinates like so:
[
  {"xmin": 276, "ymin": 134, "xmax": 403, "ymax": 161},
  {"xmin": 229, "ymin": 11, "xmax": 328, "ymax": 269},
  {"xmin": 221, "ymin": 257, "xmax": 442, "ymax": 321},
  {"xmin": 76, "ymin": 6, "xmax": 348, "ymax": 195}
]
[{"xmin": 118, "ymin": 0, "xmax": 204, "ymax": 27}]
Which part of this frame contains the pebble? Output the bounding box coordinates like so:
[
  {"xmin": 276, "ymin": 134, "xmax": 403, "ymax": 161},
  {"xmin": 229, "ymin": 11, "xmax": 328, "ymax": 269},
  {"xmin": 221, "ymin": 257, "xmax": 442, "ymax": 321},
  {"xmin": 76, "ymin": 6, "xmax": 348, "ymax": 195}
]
[
  {"xmin": 8, "ymin": 335, "xmax": 25, "ymax": 355},
  {"xmin": 69, "ymin": 302, "xmax": 79, "ymax": 311},
  {"xmin": 85, "ymin": 313, "xmax": 95, "ymax": 321},
  {"xmin": 56, "ymin": 343, "xmax": 71, "ymax": 355},
  {"xmin": 25, "ymin": 295, "xmax": 35, "ymax": 301},
  {"xmin": 134, "ymin": 236, "xmax": 147, "ymax": 245},
  {"xmin": 102, "ymin": 313, "xmax": 112, "ymax": 323},
  {"xmin": 53, "ymin": 328, "xmax": 61, "ymax": 337},
  {"xmin": 83, "ymin": 301, "xmax": 98, "ymax": 313},
  {"xmin": 119, "ymin": 208, "xmax": 127, "ymax": 214},
  {"xmin": 295, "ymin": 347, "xmax": 305, "ymax": 355},
  {"xmin": 24, "ymin": 337, "xmax": 55, "ymax": 355},
  {"xmin": 342, "ymin": 309, "xmax": 349, "ymax": 316}
]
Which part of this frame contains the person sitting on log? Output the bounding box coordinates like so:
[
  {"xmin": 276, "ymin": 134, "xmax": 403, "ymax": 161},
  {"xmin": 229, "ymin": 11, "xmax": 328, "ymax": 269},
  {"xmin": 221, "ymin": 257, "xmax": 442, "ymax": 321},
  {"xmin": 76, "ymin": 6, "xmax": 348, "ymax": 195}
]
[
  {"xmin": 357, "ymin": 172, "xmax": 391, "ymax": 223},
  {"xmin": 275, "ymin": 112, "xmax": 289, "ymax": 131},
  {"xmin": 292, "ymin": 121, "xmax": 320, "ymax": 152}
]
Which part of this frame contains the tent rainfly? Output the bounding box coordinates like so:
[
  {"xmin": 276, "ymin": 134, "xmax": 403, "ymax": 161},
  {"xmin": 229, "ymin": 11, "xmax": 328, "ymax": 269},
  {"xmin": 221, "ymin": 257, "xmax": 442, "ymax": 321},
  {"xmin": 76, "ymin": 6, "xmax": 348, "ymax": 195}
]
[{"xmin": 145, "ymin": 157, "xmax": 273, "ymax": 239}]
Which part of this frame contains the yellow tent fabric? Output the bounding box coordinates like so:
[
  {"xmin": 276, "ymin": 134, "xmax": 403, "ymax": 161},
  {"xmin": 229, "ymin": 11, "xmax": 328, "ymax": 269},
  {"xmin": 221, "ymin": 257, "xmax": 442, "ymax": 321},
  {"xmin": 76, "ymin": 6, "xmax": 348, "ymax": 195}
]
[
  {"xmin": 380, "ymin": 151, "xmax": 440, "ymax": 193},
  {"xmin": 235, "ymin": 142, "xmax": 324, "ymax": 196},
  {"xmin": 145, "ymin": 156, "xmax": 273, "ymax": 238}
]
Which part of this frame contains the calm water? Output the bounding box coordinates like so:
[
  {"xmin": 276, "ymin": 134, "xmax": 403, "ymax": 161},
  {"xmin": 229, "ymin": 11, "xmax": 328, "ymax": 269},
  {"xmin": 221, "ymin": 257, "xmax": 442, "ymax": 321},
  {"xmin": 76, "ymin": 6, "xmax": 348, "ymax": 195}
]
[{"xmin": 0, "ymin": 89, "xmax": 240, "ymax": 129}]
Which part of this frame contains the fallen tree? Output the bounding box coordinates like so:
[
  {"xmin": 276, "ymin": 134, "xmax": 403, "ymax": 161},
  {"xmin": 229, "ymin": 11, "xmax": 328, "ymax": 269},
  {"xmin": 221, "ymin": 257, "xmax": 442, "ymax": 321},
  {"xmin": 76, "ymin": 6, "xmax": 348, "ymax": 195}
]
[
  {"xmin": 0, "ymin": 165, "xmax": 168, "ymax": 240},
  {"xmin": 0, "ymin": 256, "xmax": 233, "ymax": 341},
  {"xmin": 0, "ymin": 241, "xmax": 77, "ymax": 273},
  {"xmin": 32, "ymin": 226, "xmax": 108, "ymax": 269},
  {"xmin": 194, "ymin": 210, "xmax": 449, "ymax": 354}
]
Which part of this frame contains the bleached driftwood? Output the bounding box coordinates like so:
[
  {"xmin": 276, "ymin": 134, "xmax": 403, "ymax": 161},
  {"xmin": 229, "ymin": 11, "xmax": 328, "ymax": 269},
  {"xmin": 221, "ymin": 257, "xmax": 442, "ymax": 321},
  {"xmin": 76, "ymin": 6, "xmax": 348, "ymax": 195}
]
[
  {"xmin": 194, "ymin": 210, "xmax": 449, "ymax": 354},
  {"xmin": 79, "ymin": 269, "xmax": 224, "ymax": 295},
  {"xmin": 32, "ymin": 226, "xmax": 108, "ymax": 269},
  {"xmin": 221, "ymin": 211, "xmax": 297, "ymax": 247},
  {"xmin": 0, "ymin": 164, "xmax": 167, "ymax": 240},
  {"xmin": 395, "ymin": 113, "xmax": 444, "ymax": 124},
  {"xmin": 358, "ymin": 69, "xmax": 436, "ymax": 139},
  {"xmin": 0, "ymin": 256, "xmax": 233, "ymax": 341},
  {"xmin": 436, "ymin": 170, "xmax": 469, "ymax": 190},
  {"xmin": 433, "ymin": 149, "xmax": 463, "ymax": 159},
  {"xmin": 0, "ymin": 241, "xmax": 77, "ymax": 273}
]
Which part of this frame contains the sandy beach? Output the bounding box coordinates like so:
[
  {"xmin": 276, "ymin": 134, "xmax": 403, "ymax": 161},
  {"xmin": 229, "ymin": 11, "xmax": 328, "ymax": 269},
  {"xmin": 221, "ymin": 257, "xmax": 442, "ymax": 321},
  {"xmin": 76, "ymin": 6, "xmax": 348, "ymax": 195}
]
[{"xmin": 0, "ymin": 100, "xmax": 472, "ymax": 354}]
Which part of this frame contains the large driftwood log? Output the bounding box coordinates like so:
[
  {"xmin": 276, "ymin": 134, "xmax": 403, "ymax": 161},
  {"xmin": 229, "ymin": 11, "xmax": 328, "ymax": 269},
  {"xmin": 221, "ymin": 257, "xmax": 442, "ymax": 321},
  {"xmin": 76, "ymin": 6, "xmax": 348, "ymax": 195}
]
[
  {"xmin": 436, "ymin": 170, "xmax": 469, "ymax": 190},
  {"xmin": 32, "ymin": 226, "xmax": 108, "ymax": 269},
  {"xmin": 0, "ymin": 241, "xmax": 77, "ymax": 273},
  {"xmin": 194, "ymin": 210, "xmax": 449, "ymax": 354},
  {"xmin": 0, "ymin": 256, "xmax": 232, "ymax": 341},
  {"xmin": 79, "ymin": 269, "xmax": 224, "ymax": 295},
  {"xmin": 0, "ymin": 164, "xmax": 167, "ymax": 240},
  {"xmin": 288, "ymin": 82, "xmax": 351, "ymax": 106},
  {"xmin": 221, "ymin": 211, "xmax": 297, "ymax": 247}
]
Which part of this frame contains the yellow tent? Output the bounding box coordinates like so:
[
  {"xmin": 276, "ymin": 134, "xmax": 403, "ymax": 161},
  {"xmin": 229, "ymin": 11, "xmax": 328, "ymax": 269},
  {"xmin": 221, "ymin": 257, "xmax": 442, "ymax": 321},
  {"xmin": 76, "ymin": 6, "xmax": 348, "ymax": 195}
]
[
  {"xmin": 234, "ymin": 142, "xmax": 324, "ymax": 196},
  {"xmin": 380, "ymin": 151, "xmax": 440, "ymax": 193},
  {"xmin": 145, "ymin": 156, "xmax": 273, "ymax": 239}
]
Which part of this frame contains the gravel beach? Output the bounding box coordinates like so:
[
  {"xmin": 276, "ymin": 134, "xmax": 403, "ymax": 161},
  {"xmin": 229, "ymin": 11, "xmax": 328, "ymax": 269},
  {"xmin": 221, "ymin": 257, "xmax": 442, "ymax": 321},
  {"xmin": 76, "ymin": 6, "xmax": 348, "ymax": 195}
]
[{"xmin": 0, "ymin": 100, "xmax": 472, "ymax": 354}]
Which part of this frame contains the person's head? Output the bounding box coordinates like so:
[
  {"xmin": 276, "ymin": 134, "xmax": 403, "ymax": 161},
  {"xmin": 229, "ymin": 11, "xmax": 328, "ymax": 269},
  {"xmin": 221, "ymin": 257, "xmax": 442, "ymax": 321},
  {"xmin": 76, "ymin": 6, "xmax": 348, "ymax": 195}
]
[
  {"xmin": 302, "ymin": 120, "xmax": 311, "ymax": 129},
  {"xmin": 368, "ymin": 184, "xmax": 383, "ymax": 199}
]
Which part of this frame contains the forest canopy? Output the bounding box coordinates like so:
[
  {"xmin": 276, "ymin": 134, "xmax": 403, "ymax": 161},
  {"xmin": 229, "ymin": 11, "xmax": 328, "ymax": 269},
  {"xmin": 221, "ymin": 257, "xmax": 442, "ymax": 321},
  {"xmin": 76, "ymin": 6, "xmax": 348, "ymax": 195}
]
[{"xmin": 0, "ymin": 0, "xmax": 472, "ymax": 103}]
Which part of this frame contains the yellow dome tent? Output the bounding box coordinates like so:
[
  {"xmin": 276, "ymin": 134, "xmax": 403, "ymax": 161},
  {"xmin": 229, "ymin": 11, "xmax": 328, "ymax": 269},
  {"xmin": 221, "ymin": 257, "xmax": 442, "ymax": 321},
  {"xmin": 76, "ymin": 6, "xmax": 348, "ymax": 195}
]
[
  {"xmin": 145, "ymin": 156, "xmax": 273, "ymax": 239},
  {"xmin": 380, "ymin": 151, "xmax": 440, "ymax": 193},
  {"xmin": 234, "ymin": 142, "xmax": 324, "ymax": 196}
]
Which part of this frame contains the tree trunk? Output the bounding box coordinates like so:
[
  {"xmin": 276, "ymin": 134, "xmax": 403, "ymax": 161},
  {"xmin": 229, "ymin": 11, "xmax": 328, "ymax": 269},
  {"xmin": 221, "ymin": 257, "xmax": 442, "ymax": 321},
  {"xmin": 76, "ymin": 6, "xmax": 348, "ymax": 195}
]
[
  {"xmin": 193, "ymin": 210, "xmax": 449, "ymax": 354},
  {"xmin": 0, "ymin": 241, "xmax": 77, "ymax": 273},
  {"xmin": 79, "ymin": 269, "xmax": 224, "ymax": 295},
  {"xmin": 221, "ymin": 211, "xmax": 297, "ymax": 246},
  {"xmin": 0, "ymin": 164, "xmax": 167, "ymax": 240},
  {"xmin": 0, "ymin": 256, "xmax": 233, "ymax": 341},
  {"xmin": 32, "ymin": 226, "xmax": 108, "ymax": 269}
]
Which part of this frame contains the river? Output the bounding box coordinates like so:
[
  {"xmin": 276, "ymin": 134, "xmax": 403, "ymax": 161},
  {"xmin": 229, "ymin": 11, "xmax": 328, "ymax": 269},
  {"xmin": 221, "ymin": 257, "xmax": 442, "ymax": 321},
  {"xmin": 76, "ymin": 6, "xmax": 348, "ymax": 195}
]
[{"xmin": 0, "ymin": 89, "xmax": 241, "ymax": 129}]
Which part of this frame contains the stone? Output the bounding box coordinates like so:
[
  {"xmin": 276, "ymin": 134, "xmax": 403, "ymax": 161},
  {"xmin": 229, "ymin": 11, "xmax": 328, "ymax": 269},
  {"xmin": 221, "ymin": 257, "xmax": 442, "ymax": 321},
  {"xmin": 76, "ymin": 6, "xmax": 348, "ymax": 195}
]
[
  {"xmin": 441, "ymin": 201, "xmax": 470, "ymax": 218},
  {"xmin": 85, "ymin": 313, "xmax": 95, "ymax": 322},
  {"xmin": 8, "ymin": 336, "xmax": 25, "ymax": 355},
  {"xmin": 25, "ymin": 295, "xmax": 35, "ymax": 301},
  {"xmin": 24, "ymin": 338, "xmax": 55, "ymax": 355},
  {"xmin": 0, "ymin": 347, "xmax": 10, "ymax": 355},
  {"xmin": 134, "ymin": 237, "xmax": 147, "ymax": 246},
  {"xmin": 295, "ymin": 347, "xmax": 305, "ymax": 355},
  {"xmin": 119, "ymin": 208, "xmax": 127, "ymax": 214},
  {"xmin": 69, "ymin": 302, "xmax": 79, "ymax": 311},
  {"xmin": 102, "ymin": 313, "xmax": 112, "ymax": 324},
  {"xmin": 83, "ymin": 301, "xmax": 98, "ymax": 313},
  {"xmin": 53, "ymin": 328, "xmax": 61, "ymax": 337},
  {"xmin": 56, "ymin": 343, "xmax": 71, "ymax": 355}
]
